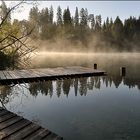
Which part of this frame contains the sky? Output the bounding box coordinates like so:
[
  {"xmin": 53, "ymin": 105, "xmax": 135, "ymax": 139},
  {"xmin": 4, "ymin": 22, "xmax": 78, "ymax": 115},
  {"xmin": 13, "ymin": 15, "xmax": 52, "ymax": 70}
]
[{"xmin": 5, "ymin": 1, "xmax": 140, "ymax": 22}]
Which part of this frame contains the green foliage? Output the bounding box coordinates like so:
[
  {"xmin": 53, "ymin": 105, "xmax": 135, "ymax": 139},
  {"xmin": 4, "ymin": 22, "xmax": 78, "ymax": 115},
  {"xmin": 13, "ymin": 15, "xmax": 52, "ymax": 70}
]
[
  {"xmin": 63, "ymin": 7, "xmax": 72, "ymax": 26},
  {"xmin": 0, "ymin": 1, "xmax": 35, "ymax": 70},
  {"xmin": 80, "ymin": 8, "xmax": 88, "ymax": 28},
  {"xmin": 27, "ymin": 5, "xmax": 140, "ymax": 52},
  {"xmin": 49, "ymin": 6, "xmax": 53, "ymax": 24},
  {"xmin": 112, "ymin": 16, "xmax": 123, "ymax": 40},
  {"xmin": 74, "ymin": 7, "xmax": 79, "ymax": 27},
  {"xmin": 29, "ymin": 6, "xmax": 40, "ymax": 39},
  {"xmin": 57, "ymin": 6, "xmax": 63, "ymax": 26}
]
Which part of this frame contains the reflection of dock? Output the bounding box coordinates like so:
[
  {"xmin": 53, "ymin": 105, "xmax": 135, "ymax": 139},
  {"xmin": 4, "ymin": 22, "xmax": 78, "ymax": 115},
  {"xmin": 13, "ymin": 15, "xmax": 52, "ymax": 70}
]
[
  {"xmin": 0, "ymin": 107, "xmax": 62, "ymax": 140},
  {"xmin": 0, "ymin": 66, "xmax": 106, "ymax": 84}
]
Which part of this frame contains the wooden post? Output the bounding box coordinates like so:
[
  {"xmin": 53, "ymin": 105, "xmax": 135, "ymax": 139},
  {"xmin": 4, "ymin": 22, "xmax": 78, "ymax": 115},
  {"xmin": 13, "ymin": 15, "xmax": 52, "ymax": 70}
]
[
  {"xmin": 94, "ymin": 63, "xmax": 97, "ymax": 69},
  {"xmin": 120, "ymin": 67, "xmax": 126, "ymax": 76}
]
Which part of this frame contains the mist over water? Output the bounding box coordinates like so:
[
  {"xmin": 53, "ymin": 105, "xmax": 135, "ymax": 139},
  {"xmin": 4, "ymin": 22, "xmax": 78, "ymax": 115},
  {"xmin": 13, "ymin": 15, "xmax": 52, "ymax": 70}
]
[
  {"xmin": 31, "ymin": 51, "xmax": 140, "ymax": 89},
  {"xmin": 31, "ymin": 51, "xmax": 140, "ymax": 70},
  {"xmin": 0, "ymin": 51, "xmax": 140, "ymax": 140}
]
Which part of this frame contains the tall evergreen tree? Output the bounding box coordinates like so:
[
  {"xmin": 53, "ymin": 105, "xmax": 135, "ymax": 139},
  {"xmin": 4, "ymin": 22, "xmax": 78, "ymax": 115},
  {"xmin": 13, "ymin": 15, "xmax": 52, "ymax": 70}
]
[
  {"xmin": 95, "ymin": 15, "xmax": 102, "ymax": 32},
  {"xmin": 57, "ymin": 6, "xmax": 62, "ymax": 26},
  {"xmin": 74, "ymin": 7, "xmax": 79, "ymax": 27},
  {"xmin": 88, "ymin": 14, "xmax": 95, "ymax": 30},
  {"xmin": 63, "ymin": 7, "xmax": 72, "ymax": 25},
  {"xmin": 80, "ymin": 8, "xmax": 88, "ymax": 27},
  {"xmin": 39, "ymin": 7, "xmax": 50, "ymax": 39},
  {"xmin": 29, "ymin": 6, "xmax": 39, "ymax": 38},
  {"xmin": 112, "ymin": 16, "xmax": 123, "ymax": 39},
  {"xmin": 49, "ymin": 5, "xmax": 53, "ymax": 24},
  {"xmin": 106, "ymin": 17, "xmax": 109, "ymax": 30}
]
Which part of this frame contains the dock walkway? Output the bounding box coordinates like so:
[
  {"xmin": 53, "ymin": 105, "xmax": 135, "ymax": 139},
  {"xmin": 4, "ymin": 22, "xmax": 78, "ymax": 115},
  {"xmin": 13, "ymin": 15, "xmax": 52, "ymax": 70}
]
[
  {"xmin": 0, "ymin": 66, "xmax": 106, "ymax": 84},
  {"xmin": 0, "ymin": 107, "xmax": 62, "ymax": 140}
]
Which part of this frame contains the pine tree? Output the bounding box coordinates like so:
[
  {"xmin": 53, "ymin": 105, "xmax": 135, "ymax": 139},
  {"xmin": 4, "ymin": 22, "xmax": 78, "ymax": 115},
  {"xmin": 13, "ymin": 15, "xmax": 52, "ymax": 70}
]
[
  {"xmin": 88, "ymin": 14, "xmax": 95, "ymax": 30},
  {"xmin": 106, "ymin": 17, "xmax": 109, "ymax": 30},
  {"xmin": 63, "ymin": 7, "xmax": 71, "ymax": 25},
  {"xmin": 57, "ymin": 6, "xmax": 62, "ymax": 26},
  {"xmin": 49, "ymin": 5, "xmax": 53, "ymax": 24},
  {"xmin": 74, "ymin": 7, "xmax": 79, "ymax": 27},
  {"xmin": 80, "ymin": 8, "xmax": 88, "ymax": 27},
  {"xmin": 29, "ymin": 6, "xmax": 39, "ymax": 38},
  {"xmin": 112, "ymin": 16, "xmax": 123, "ymax": 40},
  {"xmin": 95, "ymin": 15, "xmax": 102, "ymax": 32}
]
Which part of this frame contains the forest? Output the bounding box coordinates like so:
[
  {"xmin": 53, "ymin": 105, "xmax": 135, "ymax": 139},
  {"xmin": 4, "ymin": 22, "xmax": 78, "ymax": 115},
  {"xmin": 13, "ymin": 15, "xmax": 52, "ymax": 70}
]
[
  {"xmin": 0, "ymin": 1, "xmax": 140, "ymax": 69},
  {"xmin": 27, "ymin": 5, "xmax": 140, "ymax": 52}
]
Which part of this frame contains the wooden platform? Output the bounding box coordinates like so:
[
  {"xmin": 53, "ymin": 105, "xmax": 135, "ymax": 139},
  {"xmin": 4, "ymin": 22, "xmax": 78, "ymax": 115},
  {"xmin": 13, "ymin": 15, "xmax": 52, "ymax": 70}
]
[
  {"xmin": 0, "ymin": 107, "xmax": 62, "ymax": 140},
  {"xmin": 0, "ymin": 66, "xmax": 106, "ymax": 85}
]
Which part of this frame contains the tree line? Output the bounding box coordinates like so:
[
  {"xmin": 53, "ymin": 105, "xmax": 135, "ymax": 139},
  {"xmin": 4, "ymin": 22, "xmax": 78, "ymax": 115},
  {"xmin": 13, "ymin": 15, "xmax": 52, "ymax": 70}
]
[{"xmin": 24, "ymin": 5, "xmax": 140, "ymax": 52}]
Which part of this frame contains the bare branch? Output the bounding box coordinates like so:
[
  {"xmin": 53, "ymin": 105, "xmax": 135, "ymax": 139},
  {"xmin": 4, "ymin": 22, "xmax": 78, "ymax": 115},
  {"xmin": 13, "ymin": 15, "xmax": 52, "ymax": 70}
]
[{"xmin": 0, "ymin": 0, "xmax": 25, "ymax": 27}]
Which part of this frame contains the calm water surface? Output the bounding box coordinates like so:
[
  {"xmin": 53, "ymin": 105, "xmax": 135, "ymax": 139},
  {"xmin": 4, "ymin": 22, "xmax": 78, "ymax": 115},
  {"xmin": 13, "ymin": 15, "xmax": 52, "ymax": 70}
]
[{"xmin": 0, "ymin": 53, "xmax": 140, "ymax": 140}]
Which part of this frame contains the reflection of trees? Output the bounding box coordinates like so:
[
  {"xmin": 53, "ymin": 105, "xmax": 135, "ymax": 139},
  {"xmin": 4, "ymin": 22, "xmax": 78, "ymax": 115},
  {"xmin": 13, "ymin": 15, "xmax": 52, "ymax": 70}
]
[
  {"xmin": 0, "ymin": 72, "xmax": 140, "ymax": 104},
  {"xmin": 29, "ymin": 81, "xmax": 53, "ymax": 97},
  {"xmin": 0, "ymin": 85, "xmax": 12, "ymax": 108},
  {"xmin": 62, "ymin": 79, "xmax": 72, "ymax": 97},
  {"xmin": 28, "ymin": 76, "xmax": 108, "ymax": 98},
  {"xmin": 79, "ymin": 77, "xmax": 88, "ymax": 96},
  {"xmin": 27, "ymin": 75, "xmax": 140, "ymax": 98},
  {"xmin": 74, "ymin": 79, "xmax": 78, "ymax": 96},
  {"xmin": 56, "ymin": 80, "xmax": 62, "ymax": 98},
  {"xmin": 0, "ymin": 70, "xmax": 139, "ymax": 109}
]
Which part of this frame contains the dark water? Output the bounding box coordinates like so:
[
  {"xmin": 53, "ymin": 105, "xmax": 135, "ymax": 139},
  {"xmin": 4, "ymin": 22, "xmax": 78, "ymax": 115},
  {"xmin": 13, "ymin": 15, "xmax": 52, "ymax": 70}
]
[{"xmin": 0, "ymin": 53, "xmax": 140, "ymax": 140}]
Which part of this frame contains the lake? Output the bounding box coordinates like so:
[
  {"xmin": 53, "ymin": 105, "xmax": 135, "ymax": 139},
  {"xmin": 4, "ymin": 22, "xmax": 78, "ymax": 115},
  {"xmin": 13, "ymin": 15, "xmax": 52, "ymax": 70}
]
[{"xmin": 0, "ymin": 52, "xmax": 140, "ymax": 140}]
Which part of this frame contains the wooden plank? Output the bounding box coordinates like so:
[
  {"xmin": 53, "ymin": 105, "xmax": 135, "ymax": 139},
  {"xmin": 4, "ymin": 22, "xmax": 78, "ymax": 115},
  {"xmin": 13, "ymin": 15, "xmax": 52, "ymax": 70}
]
[
  {"xmin": 35, "ymin": 69, "xmax": 55, "ymax": 76},
  {"xmin": 17, "ymin": 70, "xmax": 33, "ymax": 78},
  {"xmin": 2, "ymin": 71, "xmax": 12, "ymax": 79},
  {"xmin": 0, "ymin": 67, "xmax": 106, "ymax": 84},
  {"xmin": 23, "ymin": 128, "xmax": 50, "ymax": 140},
  {"xmin": 0, "ymin": 107, "xmax": 3, "ymax": 110},
  {"xmin": 28, "ymin": 70, "xmax": 42, "ymax": 77},
  {"xmin": 0, "ymin": 113, "xmax": 16, "ymax": 123},
  {"xmin": 0, "ymin": 108, "xmax": 63, "ymax": 140},
  {"xmin": 0, "ymin": 116, "xmax": 23, "ymax": 130},
  {"xmin": 31, "ymin": 69, "xmax": 50, "ymax": 77},
  {"xmin": 8, "ymin": 71, "xmax": 20, "ymax": 79},
  {"xmin": 9, "ymin": 70, "xmax": 21, "ymax": 79},
  {"xmin": 37, "ymin": 69, "xmax": 59, "ymax": 76},
  {"xmin": 0, "ymin": 119, "xmax": 31, "ymax": 139},
  {"xmin": 0, "ymin": 71, "xmax": 7, "ymax": 80},
  {"xmin": 5, "ymin": 123, "xmax": 41, "ymax": 140},
  {"xmin": 0, "ymin": 110, "xmax": 8, "ymax": 117},
  {"xmin": 9, "ymin": 70, "xmax": 23, "ymax": 79}
]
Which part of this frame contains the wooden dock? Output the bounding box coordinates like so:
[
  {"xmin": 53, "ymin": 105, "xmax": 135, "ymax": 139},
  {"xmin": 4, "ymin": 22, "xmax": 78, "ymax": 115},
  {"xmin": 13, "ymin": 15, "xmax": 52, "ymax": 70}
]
[
  {"xmin": 0, "ymin": 66, "xmax": 106, "ymax": 85},
  {"xmin": 0, "ymin": 107, "xmax": 62, "ymax": 140}
]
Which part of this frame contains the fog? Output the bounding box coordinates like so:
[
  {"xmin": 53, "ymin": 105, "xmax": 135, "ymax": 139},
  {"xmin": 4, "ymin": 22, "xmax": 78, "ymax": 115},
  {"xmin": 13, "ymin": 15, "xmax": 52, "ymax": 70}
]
[
  {"xmin": 30, "ymin": 38, "xmax": 116, "ymax": 53},
  {"xmin": 31, "ymin": 51, "xmax": 140, "ymax": 69}
]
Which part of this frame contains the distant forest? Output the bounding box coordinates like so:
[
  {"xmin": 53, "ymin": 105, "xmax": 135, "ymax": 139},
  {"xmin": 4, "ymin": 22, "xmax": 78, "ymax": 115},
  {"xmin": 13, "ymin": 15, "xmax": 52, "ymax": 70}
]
[
  {"xmin": 25, "ymin": 5, "xmax": 140, "ymax": 52},
  {"xmin": 1, "ymin": 2, "xmax": 140, "ymax": 52}
]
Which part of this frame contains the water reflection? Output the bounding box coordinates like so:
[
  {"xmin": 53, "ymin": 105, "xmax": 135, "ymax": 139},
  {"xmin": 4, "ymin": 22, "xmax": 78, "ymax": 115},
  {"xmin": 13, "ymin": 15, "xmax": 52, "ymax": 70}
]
[
  {"xmin": 0, "ymin": 53, "xmax": 139, "ymax": 140},
  {"xmin": 0, "ymin": 75, "xmax": 139, "ymax": 107},
  {"xmin": 0, "ymin": 85, "xmax": 12, "ymax": 108},
  {"xmin": 0, "ymin": 75, "xmax": 140, "ymax": 140}
]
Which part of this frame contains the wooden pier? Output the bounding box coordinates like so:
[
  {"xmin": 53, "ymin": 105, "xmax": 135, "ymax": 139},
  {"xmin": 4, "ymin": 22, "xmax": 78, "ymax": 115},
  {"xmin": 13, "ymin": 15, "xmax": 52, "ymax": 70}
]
[
  {"xmin": 0, "ymin": 66, "xmax": 106, "ymax": 85},
  {"xmin": 0, "ymin": 107, "xmax": 62, "ymax": 140}
]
